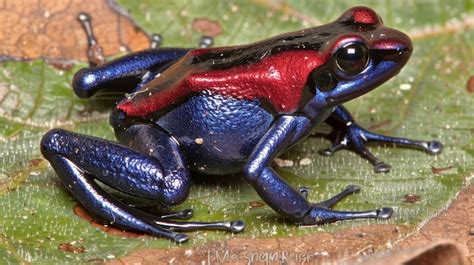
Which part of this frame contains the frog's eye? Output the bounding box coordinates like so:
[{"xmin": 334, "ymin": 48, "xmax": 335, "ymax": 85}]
[{"xmin": 335, "ymin": 42, "xmax": 369, "ymax": 75}]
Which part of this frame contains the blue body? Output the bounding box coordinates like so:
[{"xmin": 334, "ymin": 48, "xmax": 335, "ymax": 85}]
[{"xmin": 157, "ymin": 92, "xmax": 274, "ymax": 175}]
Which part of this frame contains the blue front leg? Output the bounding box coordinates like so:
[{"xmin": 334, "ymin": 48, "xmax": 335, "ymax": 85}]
[
  {"xmin": 72, "ymin": 48, "xmax": 188, "ymax": 98},
  {"xmin": 243, "ymin": 115, "xmax": 392, "ymax": 224},
  {"xmin": 319, "ymin": 105, "xmax": 443, "ymax": 173}
]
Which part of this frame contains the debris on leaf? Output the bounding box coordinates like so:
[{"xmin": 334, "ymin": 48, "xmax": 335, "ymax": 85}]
[
  {"xmin": 29, "ymin": 158, "xmax": 45, "ymax": 167},
  {"xmin": 466, "ymin": 76, "xmax": 474, "ymax": 93},
  {"xmin": 249, "ymin": 201, "xmax": 265, "ymax": 208},
  {"xmin": 58, "ymin": 242, "xmax": 85, "ymax": 253},
  {"xmin": 404, "ymin": 194, "xmax": 421, "ymax": 204},
  {"xmin": 273, "ymin": 158, "xmax": 294, "ymax": 167},
  {"xmin": 431, "ymin": 165, "xmax": 454, "ymax": 174},
  {"xmin": 299, "ymin": 157, "xmax": 312, "ymax": 166},
  {"xmin": 47, "ymin": 59, "xmax": 75, "ymax": 71},
  {"xmin": 192, "ymin": 18, "xmax": 223, "ymax": 37}
]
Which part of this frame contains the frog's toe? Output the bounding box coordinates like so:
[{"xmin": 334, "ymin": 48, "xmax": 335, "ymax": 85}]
[
  {"xmin": 313, "ymin": 185, "xmax": 361, "ymax": 209},
  {"xmin": 173, "ymin": 233, "xmax": 190, "ymax": 243},
  {"xmin": 318, "ymin": 142, "xmax": 345, "ymax": 157},
  {"xmin": 230, "ymin": 220, "xmax": 246, "ymax": 233},
  {"xmin": 299, "ymin": 185, "xmax": 394, "ymax": 225},
  {"xmin": 298, "ymin": 186, "xmax": 310, "ymax": 199},
  {"xmin": 377, "ymin": 207, "xmax": 393, "ymax": 219},
  {"xmin": 373, "ymin": 161, "xmax": 392, "ymax": 173},
  {"xmin": 160, "ymin": 209, "xmax": 193, "ymax": 220},
  {"xmin": 301, "ymin": 205, "xmax": 394, "ymax": 225},
  {"xmin": 425, "ymin": 140, "xmax": 443, "ymax": 155}
]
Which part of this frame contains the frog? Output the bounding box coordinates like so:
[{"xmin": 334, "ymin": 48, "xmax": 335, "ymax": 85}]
[{"xmin": 40, "ymin": 6, "xmax": 442, "ymax": 243}]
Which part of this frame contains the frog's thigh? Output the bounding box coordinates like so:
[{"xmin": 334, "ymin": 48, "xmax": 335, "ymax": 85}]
[
  {"xmin": 117, "ymin": 123, "xmax": 191, "ymax": 202},
  {"xmin": 41, "ymin": 128, "xmax": 191, "ymax": 206},
  {"xmin": 40, "ymin": 128, "xmax": 193, "ymax": 241}
]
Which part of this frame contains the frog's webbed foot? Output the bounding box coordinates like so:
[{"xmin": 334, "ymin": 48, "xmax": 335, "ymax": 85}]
[
  {"xmin": 318, "ymin": 106, "xmax": 443, "ymax": 173},
  {"xmin": 300, "ymin": 185, "xmax": 393, "ymax": 225}
]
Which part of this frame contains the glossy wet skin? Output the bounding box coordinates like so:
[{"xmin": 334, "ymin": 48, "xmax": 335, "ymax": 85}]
[
  {"xmin": 41, "ymin": 7, "xmax": 441, "ymax": 243},
  {"xmin": 116, "ymin": 9, "xmax": 412, "ymax": 119},
  {"xmin": 112, "ymin": 7, "xmax": 413, "ymax": 175}
]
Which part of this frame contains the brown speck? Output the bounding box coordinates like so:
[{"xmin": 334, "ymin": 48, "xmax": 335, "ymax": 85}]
[
  {"xmin": 192, "ymin": 18, "xmax": 223, "ymax": 37},
  {"xmin": 29, "ymin": 158, "xmax": 44, "ymax": 167},
  {"xmin": 195, "ymin": 138, "xmax": 204, "ymax": 145},
  {"xmin": 404, "ymin": 194, "xmax": 421, "ymax": 203},
  {"xmin": 58, "ymin": 242, "xmax": 85, "ymax": 253},
  {"xmin": 47, "ymin": 59, "xmax": 75, "ymax": 71},
  {"xmin": 431, "ymin": 165, "xmax": 454, "ymax": 174},
  {"xmin": 469, "ymin": 226, "xmax": 474, "ymax": 235},
  {"xmin": 249, "ymin": 201, "xmax": 264, "ymax": 208},
  {"xmin": 466, "ymin": 76, "xmax": 474, "ymax": 93}
]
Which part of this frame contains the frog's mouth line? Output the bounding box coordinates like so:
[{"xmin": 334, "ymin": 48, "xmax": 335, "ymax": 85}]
[{"xmin": 326, "ymin": 59, "xmax": 404, "ymax": 106}]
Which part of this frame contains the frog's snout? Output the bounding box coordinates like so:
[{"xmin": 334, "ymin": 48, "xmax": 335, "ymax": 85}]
[{"xmin": 373, "ymin": 29, "xmax": 413, "ymax": 66}]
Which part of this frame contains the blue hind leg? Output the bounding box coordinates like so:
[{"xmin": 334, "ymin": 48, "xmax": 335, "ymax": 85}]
[
  {"xmin": 319, "ymin": 105, "xmax": 443, "ymax": 173},
  {"xmin": 41, "ymin": 126, "xmax": 244, "ymax": 242},
  {"xmin": 73, "ymin": 12, "xmax": 188, "ymax": 98}
]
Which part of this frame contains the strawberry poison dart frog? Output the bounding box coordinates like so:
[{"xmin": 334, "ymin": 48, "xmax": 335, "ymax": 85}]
[{"xmin": 40, "ymin": 7, "xmax": 442, "ymax": 243}]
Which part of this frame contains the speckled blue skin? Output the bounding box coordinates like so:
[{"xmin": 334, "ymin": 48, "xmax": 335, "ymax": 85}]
[
  {"xmin": 156, "ymin": 92, "xmax": 274, "ymax": 175},
  {"xmin": 41, "ymin": 7, "xmax": 444, "ymax": 242}
]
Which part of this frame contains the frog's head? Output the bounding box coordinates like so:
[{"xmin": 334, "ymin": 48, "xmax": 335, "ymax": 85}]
[{"xmin": 300, "ymin": 6, "xmax": 412, "ymax": 116}]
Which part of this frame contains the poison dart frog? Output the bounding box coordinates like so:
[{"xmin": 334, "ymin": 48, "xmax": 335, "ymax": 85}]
[{"xmin": 40, "ymin": 7, "xmax": 442, "ymax": 243}]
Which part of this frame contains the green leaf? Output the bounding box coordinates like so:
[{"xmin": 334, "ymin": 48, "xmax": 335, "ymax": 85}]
[{"xmin": 0, "ymin": 0, "xmax": 473, "ymax": 263}]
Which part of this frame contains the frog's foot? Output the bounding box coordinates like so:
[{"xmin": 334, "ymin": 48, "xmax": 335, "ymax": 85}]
[
  {"xmin": 300, "ymin": 185, "xmax": 393, "ymax": 225},
  {"xmin": 319, "ymin": 122, "xmax": 443, "ymax": 173},
  {"xmin": 126, "ymin": 206, "xmax": 245, "ymax": 234}
]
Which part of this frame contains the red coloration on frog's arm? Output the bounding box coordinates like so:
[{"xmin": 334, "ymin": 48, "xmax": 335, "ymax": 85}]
[
  {"xmin": 117, "ymin": 50, "xmax": 327, "ymax": 117},
  {"xmin": 351, "ymin": 7, "xmax": 379, "ymax": 25}
]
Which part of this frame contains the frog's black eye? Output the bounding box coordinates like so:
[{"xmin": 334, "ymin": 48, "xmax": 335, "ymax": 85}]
[{"xmin": 335, "ymin": 42, "xmax": 369, "ymax": 75}]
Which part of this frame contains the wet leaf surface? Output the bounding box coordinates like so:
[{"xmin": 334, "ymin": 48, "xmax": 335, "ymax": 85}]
[{"xmin": 0, "ymin": 0, "xmax": 473, "ymax": 263}]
